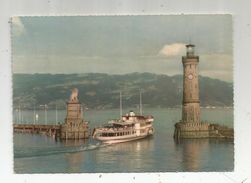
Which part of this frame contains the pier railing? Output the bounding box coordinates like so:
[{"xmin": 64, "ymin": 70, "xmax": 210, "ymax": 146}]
[{"xmin": 13, "ymin": 124, "xmax": 61, "ymax": 137}]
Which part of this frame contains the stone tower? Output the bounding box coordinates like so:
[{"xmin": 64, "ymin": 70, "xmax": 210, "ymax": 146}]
[
  {"xmin": 173, "ymin": 44, "xmax": 233, "ymax": 139},
  {"xmin": 60, "ymin": 88, "xmax": 89, "ymax": 139},
  {"xmin": 182, "ymin": 44, "xmax": 200, "ymax": 123},
  {"xmin": 174, "ymin": 44, "xmax": 209, "ymax": 139},
  {"xmin": 65, "ymin": 88, "xmax": 82, "ymax": 123}
]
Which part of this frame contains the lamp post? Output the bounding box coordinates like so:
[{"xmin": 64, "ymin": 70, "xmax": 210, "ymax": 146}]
[
  {"xmin": 20, "ymin": 105, "xmax": 24, "ymax": 124},
  {"xmin": 33, "ymin": 105, "xmax": 36, "ymax": 124},
  {"xmin": 15, "ymin": 108, "xmax": 18, "ymax": 124},
  {"xmin": 55, "ymin": 105, "xmax": 58, "ymax": 125},
  {"xmin": 35, "ymin": 114, "xmax": 39, "ymax": 124},
  {"xmin": 40, "ymin": 104, "xmax": 48, "ymax": 125},
  {"xmin": 18, "ymin": 104, "xmax": 21, "ymax": 124}
]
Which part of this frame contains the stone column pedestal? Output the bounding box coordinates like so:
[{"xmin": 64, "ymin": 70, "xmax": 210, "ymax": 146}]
[{"xmin": 60, "ymin": 101, "xmax": 89, "ymax": 139}]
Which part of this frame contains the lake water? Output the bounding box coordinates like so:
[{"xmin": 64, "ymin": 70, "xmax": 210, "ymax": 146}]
[{"xmin": 13, "ymin": 108, "xmax": 234, "ymax": 173}]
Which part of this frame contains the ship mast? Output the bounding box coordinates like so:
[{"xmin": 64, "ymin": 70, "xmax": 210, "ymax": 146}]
[
  {"xmin": 120, "ymin": 91, "xmax": 123, "ymax": 118},
  {"xmin": 56, "ymin": 105, "xmax": 58, "ymax": 124},
  {"xmin": 140, "ymin": 90, "xmax": 142, "ymax": 115}
]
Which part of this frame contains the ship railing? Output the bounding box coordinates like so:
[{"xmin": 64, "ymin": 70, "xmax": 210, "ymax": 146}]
[{"xmin": 96, "ymin": 126, "xmax": 134, "ymax": 133}]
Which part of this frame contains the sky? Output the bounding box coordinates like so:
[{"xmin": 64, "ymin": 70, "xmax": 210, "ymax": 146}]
[{"xmin": 12, "ymin": 15, "xmax": 233, "ymax": 81}]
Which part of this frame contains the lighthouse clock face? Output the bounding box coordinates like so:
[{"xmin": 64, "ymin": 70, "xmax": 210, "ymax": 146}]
[{"xmin": 188, "ymin": 73, "xmax": 193, "ymax": 80}]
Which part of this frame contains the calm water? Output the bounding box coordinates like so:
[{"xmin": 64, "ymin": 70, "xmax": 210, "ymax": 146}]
[{"xmin": 14, "ymin": 108, "xmax": 234, "ymax": 173}]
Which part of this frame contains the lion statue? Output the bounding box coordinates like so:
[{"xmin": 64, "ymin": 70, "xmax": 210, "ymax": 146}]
[{"xmin": 70, "ymin": 88, "xmax": 79, "ymax": 102}]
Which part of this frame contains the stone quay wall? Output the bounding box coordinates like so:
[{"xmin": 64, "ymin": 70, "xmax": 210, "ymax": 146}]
[
  {"xmin": 174, "ymin": 122, "xmax": 210, "ymax": 138},
  {"xmin": 174, "ymin": 122, "xmax": 233, "ymax": 139},
  {"xmin": 60, "ymin": 121, "xmax": 89, "ymax": 139}
]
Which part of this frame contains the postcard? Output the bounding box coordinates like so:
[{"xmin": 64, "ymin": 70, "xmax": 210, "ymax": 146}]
[{"xmin": 11, "ymin": 15, "xmax": 233, "ymax": 173}]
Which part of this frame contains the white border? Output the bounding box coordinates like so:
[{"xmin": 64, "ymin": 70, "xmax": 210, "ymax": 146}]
[{"xmin": 1, "ymin": 0, "xmax": 251, "ymax": 182}]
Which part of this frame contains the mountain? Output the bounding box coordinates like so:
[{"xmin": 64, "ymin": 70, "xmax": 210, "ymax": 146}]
[{"xmin": 13, "ymin": 73, "xmax": 233, "ymax": 109}]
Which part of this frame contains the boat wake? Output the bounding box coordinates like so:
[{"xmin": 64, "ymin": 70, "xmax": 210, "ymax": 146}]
[{"xmin": 15, "ymin": 142, "xmax": 111, "ymax": 159}]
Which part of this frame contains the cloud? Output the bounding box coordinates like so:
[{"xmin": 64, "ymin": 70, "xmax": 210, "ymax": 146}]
[
  {"xmin": 12, "ymin": 17, "xmax": 25, "ymax": 36},
  {"xmin": 158, "ymin": 43, "xmax": 186, "ymax": 57}
]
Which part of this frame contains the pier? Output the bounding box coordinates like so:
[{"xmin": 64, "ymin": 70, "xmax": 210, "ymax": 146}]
[{"xmin": 13, "ymin": 124, "xmax": 61, "ymax": 137}]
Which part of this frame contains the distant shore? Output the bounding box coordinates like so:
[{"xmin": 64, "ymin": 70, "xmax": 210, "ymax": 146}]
[{"xmin": 13, "ymin": 106, "xmax": 234, "ymax": 111}]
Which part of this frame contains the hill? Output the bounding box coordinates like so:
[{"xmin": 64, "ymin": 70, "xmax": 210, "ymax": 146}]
[{"xmin": 13, "ymin": 73, "xmax": 233, "ymax": 109}]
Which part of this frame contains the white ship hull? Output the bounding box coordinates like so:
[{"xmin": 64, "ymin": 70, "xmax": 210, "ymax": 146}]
[
  {"xmin": 95, "ymin": 133, "xmax": 153, "ymax": 144},
  {"xmin": 93, "ymin": 126, "xmax": 154, "ymax": 144}
]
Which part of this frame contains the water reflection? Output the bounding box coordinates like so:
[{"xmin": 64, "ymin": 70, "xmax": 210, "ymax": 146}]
[
  {"xmin": 65, "ymin": 152, "xmax": 83, "ymax": 173},
  {"xmin": 94, "ymin": 137, "xmax": 154, "ymax": 172},
  {"xmin": 62, "ymin": 139, "xmax": 87, "ymax": 173},
  {"xmin": 177, "ymin": 139, "xmax": 208, "ymax": 171},
  {"xmin": 61, "ymin": 139, "xmax": 87, "ymax": 147},
  {"xmin": 175, "ymin": 138, "xmax": 234, "ymax": 171}
]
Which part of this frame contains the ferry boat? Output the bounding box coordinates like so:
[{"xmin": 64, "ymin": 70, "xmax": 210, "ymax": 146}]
[{"xmin": 92, "ymin": 91, "xmax": 154, "ymax": 144}]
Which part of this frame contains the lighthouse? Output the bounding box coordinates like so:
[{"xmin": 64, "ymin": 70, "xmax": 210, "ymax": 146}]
[
  {"xmin": 174, "ymin": 44, "xmax": 210, "ymax": 139},
  {"xmin": 182, "ymin": 44, "xmax": 200, "ymax": 123},
  {"xmin": 173, "ymin": 44, "xmax": 234, "ymax": 139}
]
